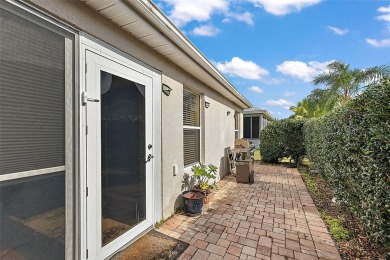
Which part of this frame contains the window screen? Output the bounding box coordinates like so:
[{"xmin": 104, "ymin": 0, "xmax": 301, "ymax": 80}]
[
  {"xmin": 252, "ymin": 117, "xmax": 260, "ymax": 139},
  {"xmin": 243, "ymin": 117, "xmax": 251, "ymax": 138},
  {"xmin": 0, "ymin": 7, "xmax": 65, "ymax": 175},
  {"xmin": 183, "ymin": 89, "xmax": 200, "ymax": 166}
]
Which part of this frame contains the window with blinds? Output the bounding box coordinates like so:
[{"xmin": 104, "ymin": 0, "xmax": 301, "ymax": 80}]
[
  {"xmin": 0, "ymin": 3, "xmax": 74, "ymax": 259},
  {"xmin": 183, "ymin": 89, "xmax": 200, "ymax": 166}
]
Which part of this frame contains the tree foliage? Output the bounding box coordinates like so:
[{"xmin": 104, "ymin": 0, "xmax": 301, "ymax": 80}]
[
  {"xmin": 304, "ymin": 79, "xmax": 390, "ymax": 246},
  {"xmin": 290, "ymin": 61, "xmax": 390, "ymax": 118},
  {"xmin": 259, "ymin": 119, "xmax": 305, "ymax": 165}
]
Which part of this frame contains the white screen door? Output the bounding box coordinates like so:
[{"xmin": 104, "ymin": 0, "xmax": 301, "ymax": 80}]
[{"xmin": 85, "ymin": 50, "xmax": 154, "ymax": 259}]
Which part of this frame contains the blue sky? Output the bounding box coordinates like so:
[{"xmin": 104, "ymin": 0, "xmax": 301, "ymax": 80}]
[{"xmin": 154, "ymin": 0, "xmax": 390, "ymax": 119}]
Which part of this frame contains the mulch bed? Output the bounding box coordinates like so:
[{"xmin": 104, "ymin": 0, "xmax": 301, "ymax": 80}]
[{"xmin": 298, "ymin": 165, "xmax": 390, "ymax": 259}]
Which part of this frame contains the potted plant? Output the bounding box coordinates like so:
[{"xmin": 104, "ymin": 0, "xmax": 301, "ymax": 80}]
[
  {"xmin": 192, "ymin": 163, "xmax": 218, "ymax": 204},
  {"xmin": 181, "ymin": 173, "xmax": 205, "ymax": 216},
  {"xmin": 181, "ymin": 189, "xmax": 206, "ymax": 217}
]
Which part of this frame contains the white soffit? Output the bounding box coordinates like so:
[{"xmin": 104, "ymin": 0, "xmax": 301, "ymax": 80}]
[{"xmin": 81, "ymin": 0, "xmax": 252, "ymax": 109}]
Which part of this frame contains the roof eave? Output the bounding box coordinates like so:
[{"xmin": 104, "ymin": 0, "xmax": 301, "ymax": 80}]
[
  {"xmin": 80, "ymin": 0, "xmax": 252, "ymax": 109},
  {"xmin": 134, "ymin": 0, "xmax": 252, "ymax": 108}
]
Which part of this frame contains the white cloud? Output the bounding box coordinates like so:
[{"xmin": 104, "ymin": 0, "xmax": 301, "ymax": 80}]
[
  {"xmin": 266, "ymin": 99, "xmax": 294, "ymax": 109},
  {"xmin": 164, "ymin": 0, "xmax": 228, "ymax": 27},
  {"xmin": 366, "ymin": 5, "xmax": 390, "ymax": 48},
  {"xmin": 162, "ymin": 0, "xmax": 254, "ymax": 27},
  {"xmin": 377, "ymin": 5, "xmax": 390, "ymax": 22},
  {"xmin": 248, "ymin": 0, "xmax": 321, "ymax": 15},
  {"xmin": 377, "ymin": 13, "xmax": 390, "ymax": 23},
  {"xmin": 222, "ymin": 18, "xmax": 232, "ymax": 23},
  {"xmin": 378, "ymin": 6, "xmax": 390, "ymax": 13},
  {"xmin": 366, "ymin": 38, "xmax": 390, "ymax": 47},
  {"xmin": 226, "ymin": 12, "xmax": 254, "ymax": 26},
  {"xmin": 249, "ymin": 86, "xmax": 264, "ymax": 94},
  {"xmin": 284, "ymin": 91, "xmax": 296, "ymax": 97},
  {"xmin": 192, "ymin": 25, "xmax": 220, "ymax": 36},
  {"xmin": 216, "ymin": 57, "xmax": 269, "ymax": 80},
  {"xmin": 328, "ymin": 26, "xmax": 349, "ymax": 35},
  {"xmin": 276, "ymin": 60, "xmax": 332, "ymax": 82},
  {"xmin": 262, "ymin": 77, "xmax": 284, "ymax": 84}
]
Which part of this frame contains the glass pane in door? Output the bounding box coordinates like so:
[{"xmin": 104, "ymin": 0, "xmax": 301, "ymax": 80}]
[{"xmin": 100, "ymin": 71, "xmax": 146, "ymax": 246}]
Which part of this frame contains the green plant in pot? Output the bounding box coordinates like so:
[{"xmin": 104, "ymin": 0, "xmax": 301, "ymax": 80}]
[
  {"xmin": 192, "ymin": 163, "xmax": 218, "ymax": 204},
  {"xmin": 181, "ymin": 173, "xmax": 205, "ymax": 217}
]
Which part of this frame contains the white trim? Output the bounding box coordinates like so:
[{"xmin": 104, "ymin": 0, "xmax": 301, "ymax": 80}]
[
  {"xmin": 0, "ymin": 166, "xmax": 66, "ymax": 182},
  {"xmin": 183, "ymin": 125, "xmax": 201, "ymax": 130},
  {"xmin": 64, "ymin": 37, "xmax": 74, "ymax": 260}
]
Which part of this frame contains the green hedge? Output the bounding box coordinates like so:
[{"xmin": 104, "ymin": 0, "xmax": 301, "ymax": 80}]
[
  {"xmin": 259, "ymin": 118, "xmax": 305, "ymax": 164},
  {"xmin": 304, "ymin": 80, "xmax": 390, "ymax": 246}
]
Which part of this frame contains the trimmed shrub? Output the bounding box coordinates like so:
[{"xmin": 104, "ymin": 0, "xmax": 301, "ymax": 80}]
[
  {"xmin": 259, "ymin": 118, "xmax": 305, "ymax": 165},
  {"xmin": 304, "ymin": 79, "xmax": 390, "ymax": 246}
]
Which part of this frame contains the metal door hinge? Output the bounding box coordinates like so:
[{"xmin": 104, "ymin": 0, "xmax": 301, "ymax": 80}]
[
  {"xmin": 85, "ymin": 63, "xmax": 87, "ymax": 73},
  {"xmin": 82, "ymin": 91, "xmax": 100, "ymax": 106},
  {"xmin": 86, "ymin": 187, "xmax": 88, "ymax": 197},
  {"xmin": 145, "ymin": 154, "xmax": 154, "ymax": 163},
  {"xmin": 86, "ymin": 249, "xmax": 88, "ymax": 258},
  {"xmin": 86, "ymin": 125, "xmax": 88, "ymax": 135}
]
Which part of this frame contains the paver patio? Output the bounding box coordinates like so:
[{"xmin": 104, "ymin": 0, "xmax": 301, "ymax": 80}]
[{"xmin": 157, "ymin": 163, "xmax": 341, "ymax": 260}]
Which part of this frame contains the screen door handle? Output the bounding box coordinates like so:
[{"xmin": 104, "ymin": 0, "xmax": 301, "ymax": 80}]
[{"xmin": 82, "ymin": 91, "xmax": 100, "ymax": 105}]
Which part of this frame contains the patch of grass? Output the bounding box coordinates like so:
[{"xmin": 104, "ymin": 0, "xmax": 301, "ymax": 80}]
[
  {"xmin": 254, "ymin": 149, "xmax": 261, "ymax": 161},
  {"xmin": 154, "ymin": 219, "xmax": 165, "ymax": 229},
  {"xmin": 300, "ymin": 167, "xmax": 319, "ymax": 196},
  {"xmin": 323, "ymin": 212, "xmax": 351, "ymax": 241}
]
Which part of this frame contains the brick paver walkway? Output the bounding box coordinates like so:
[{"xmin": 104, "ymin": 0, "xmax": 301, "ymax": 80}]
[{"xmin": 158, "ymin": 164, "xmax": 341, "ymax": 260}]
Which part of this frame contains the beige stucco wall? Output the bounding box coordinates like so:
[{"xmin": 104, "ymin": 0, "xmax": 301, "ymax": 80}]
[
  {"xmin": 28, "ymin": 0, "xmax": 245, "ymax": 219},
  {"xmin": 204, "ymin": 96, "xmax": 235, "ymax": 178}
]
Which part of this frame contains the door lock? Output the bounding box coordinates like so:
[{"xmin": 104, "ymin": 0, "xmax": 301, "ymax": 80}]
[{"xmin": 145, "ymin": 154, "xmax": 154, "ymax": 163}]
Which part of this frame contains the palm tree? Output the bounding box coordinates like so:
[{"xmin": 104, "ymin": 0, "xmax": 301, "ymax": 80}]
[
  {"xmin": 290, "ymin": 61, "xmax": 389, "ymax": 119},
  {"xmin": 312, "ymin": 61, "xmax": 390, "ymax": 105},
  {"xmin": 290, "ymin": 88, "xmax": 338, "ymax": 118}
]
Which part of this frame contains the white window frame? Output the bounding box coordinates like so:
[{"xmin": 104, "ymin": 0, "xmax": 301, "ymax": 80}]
[{"xmin": 183, "ymin": 88, "xmax": 201, "ymax": 168}]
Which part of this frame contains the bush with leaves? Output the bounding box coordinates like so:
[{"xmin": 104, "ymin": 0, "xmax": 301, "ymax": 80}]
[
  {"xmin": 191, "ymin": 163, "xmax": 218, "ymax": 191},
  {"xmin": 259, "ymin": 118, "xmax": 305, "ymax": 165},
  {"xmin": 304, "ymin": 79, "xmax": 390, "ymax": 247}
]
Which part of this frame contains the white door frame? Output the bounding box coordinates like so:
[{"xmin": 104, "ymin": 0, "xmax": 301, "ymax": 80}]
[{"xmin": 79, "ymin": 35, "xmax": 161, "ymax": 260}]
